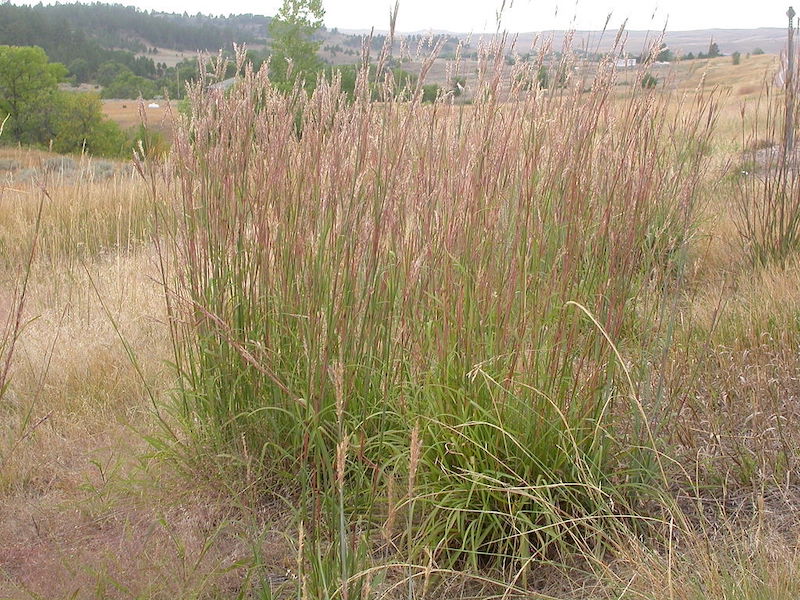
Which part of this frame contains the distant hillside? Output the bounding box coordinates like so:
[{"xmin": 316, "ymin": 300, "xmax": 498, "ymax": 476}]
[
  {"xmin": 510, "ymin": 28, "xmax": 786, "ymax": 56},
  {"xmin": 0, "ymin": 3, "xmax": 161, "ymax": 79},
  {"xmin": 0, "ymin": 1, "xmax": 785, "ymax": 102},
  {"xmin": 0, "ymin": 2, "xmax": 269, "ymax": 53},
  {"xmin": 341, "ymin": 27, "xmax": 786, "ymax": 56}
]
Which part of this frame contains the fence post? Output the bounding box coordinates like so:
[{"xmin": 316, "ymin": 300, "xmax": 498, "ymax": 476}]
[{"xmin": 787, "ymin": 6, "xmax": 796, "ymax": 153}]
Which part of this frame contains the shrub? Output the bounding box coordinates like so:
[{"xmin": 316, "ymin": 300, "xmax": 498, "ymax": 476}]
[
  {"xmin": 128, "ymin": 124, "xmax": 168, "ymax": 159},
  {"xmin": 42, "ymin": 156, "xmax": 77, "ymax": 172},
  {"xmin": 421, "ymin": 83, "xmax": 441, "ymax": 103},
  {"xmin": 0, "ymin": 159, "xmax": 20, "ymax": 171},
  {"xmin": 91, "ymin": 160, "xmax": 116, "ymax": 179},
  {"xmin": 451, "ymin": 76, "xmax": 466, "ymax": 97},
  {"xmin": 641, "ymin": 73, "xmax": 658, "ymax": 89},
  {"xmin": 51, "ymin": 92, "xmax": 128, "ymax": 157},
  {"xmin": 86, "ymin": 119, "xmax": 129, "ymax": 158}
]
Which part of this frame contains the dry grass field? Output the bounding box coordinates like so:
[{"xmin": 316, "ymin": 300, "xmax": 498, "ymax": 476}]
[
  {"xmin": 146, "ymin": 48, "xmax": 194, "ymax": 68},
  {"xmin": 2, "ymin": 48, "xmax": 800, "ymax": 599},
  {"xmin": 101, "ymin": 100, "xmax": 174, "ymax": 136}
]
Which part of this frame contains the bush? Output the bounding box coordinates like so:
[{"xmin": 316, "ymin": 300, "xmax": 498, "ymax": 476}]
[
  {"xmin": 0, "ymin": 159, "xmax": 20, "ymax": 171},
  {"xmin": 421, "ymin": 83, "xmax": 441, "ymax": 103},
  {"xmin": 451, "ymin": 76, "xmax": 466, "ymax": 97},
  {"xmin": 87, "ymin": 119, "xmax": 130, "ymax": 157},
  {"xmin": 128, "ymin": 124, "xmax": 168, "ymax": 159},
  {"xmin": 51, "ymin": 92, "xmax": 128, "ymax": 157},
  {"xmin": 42, "ymin": 156, "xmax": 77, "ymax": 172},
  {"xmin": 0, "ymin": 46, "xmax": 131, "ymax": 158},
  {"xmin": 641, "ymin": 73, "xmax": 658, "ymax": 89}
]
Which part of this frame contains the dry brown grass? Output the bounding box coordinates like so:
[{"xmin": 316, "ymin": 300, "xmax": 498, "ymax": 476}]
[
  {"xmin": 0, "ymin": 152, "xmax": 151, "ymax": 268},
  {"xmin": 0, "ymin": 149, "xmax": 298, "ymax": 598},
  {"xmin": 101, "ymin": 99, "xmax": 174, "ymax": 136},
  {"xmin": 604, "ymin": 509, "xmax": 800, "ymax": 600}
]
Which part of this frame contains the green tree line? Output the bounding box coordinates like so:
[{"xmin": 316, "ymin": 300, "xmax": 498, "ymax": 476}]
[
  {"xmin": 0, "ymin": 3, "xmax": 267, "ymax": 98},
  {"xmin": 0, "ymin": 45, "xmax": 163, "ymax": 158},
  {"xmin": 0, "ymin": 3, "xmax": 266, "ymax": 55},
  {"xmin": 267, "ymin": 0, "xmax": 443, "ymax": 100}
]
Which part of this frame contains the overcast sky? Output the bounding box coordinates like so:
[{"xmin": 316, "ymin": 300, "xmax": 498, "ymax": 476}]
[{"xmin": 13, "ymin": 0, "xmax": 797, "ymax": 32}]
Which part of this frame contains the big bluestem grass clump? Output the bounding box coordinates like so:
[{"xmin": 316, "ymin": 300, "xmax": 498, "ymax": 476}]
[{"xmin": 153, "ymin": 38, "xmax": 715, "ymax": 581}]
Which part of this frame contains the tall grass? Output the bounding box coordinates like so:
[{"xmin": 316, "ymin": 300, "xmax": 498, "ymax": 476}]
[
  {"xmin": 0, "ymin": 157, "xmax": 150, "ymax": 270},
  {"xmin": 735, "ymin": 78, "xmax": 800, "ymax": 267},
  {"xmin": 154, "ymin": 40, "xmax": 715, "ymax": 585},
  {"xmin": 0, "ymin": 180, "xmax": 44, "ymax": 478}
]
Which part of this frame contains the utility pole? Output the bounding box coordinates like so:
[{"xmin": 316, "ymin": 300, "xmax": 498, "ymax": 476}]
[{"xmin": 786, "ymin": 6, "xmax": 796, "ymax": 153}]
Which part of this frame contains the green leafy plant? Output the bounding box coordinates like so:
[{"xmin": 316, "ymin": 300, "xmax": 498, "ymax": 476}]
[
  {"xmin": 0, "ymin": 45, "xmax": 67, "ymax": 143},
  {"xmin": 641, "ymin": 73, "xmax": 658, "ymax": 89},
  {"xmin": 268, "ymin": 0, "xmax": 325, "ymax": 90}
]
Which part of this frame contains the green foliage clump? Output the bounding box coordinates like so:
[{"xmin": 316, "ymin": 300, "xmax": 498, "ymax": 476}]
[
  {"xmin": 696, "ymin": 41, "xmax": 721, "ymax": 60},
  {"xmin": 0, "ymin": 45, "xmax": 136, "ymax": 157},
  {"xmin": 50, "ymin": 92, "xmax": 128, "ymax": 156},
  {"xmin": 421, "ymin": 83, "xmax": 441, "ymax": 103},
  {"xmin": 641, "ymin": 73, "xmax": 658, "ymax": 89},
  {"xmin": 514, "ymin": 65, "xmax": 556, "ymax": 91},
  {"xmin": 323, "ymin": 64, "xmax": 441, "ymax": 103},
  {"xmin": 657, "ymin": 44, "xmax": 675, "ymax": 62},
  {"xmin": 0, "ymin": 45, "xmax": 67, "ymax": 143},
  {"xmin": 101, "ymin": 69, "xmax": 159, "ymax": 99},
  {"xmin": 68, "ymin": 57, "xmax": 91, "ymax": 83},
  {"xmin": 269, "ymin": 0, "xmax": 325, "ymax": 90},
  {"xmin": 96, "ymin": 61, "xmax": 131, "ymax": 86},
  {"xmin": 128, "ymin": 124, "xmax": 169, "ymax": 159},
  {"xmin": 537, "ymin": 65, "xmax": 550, "ymax": 89}
]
